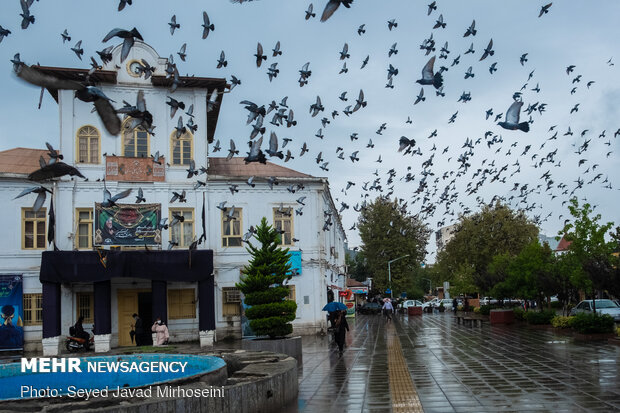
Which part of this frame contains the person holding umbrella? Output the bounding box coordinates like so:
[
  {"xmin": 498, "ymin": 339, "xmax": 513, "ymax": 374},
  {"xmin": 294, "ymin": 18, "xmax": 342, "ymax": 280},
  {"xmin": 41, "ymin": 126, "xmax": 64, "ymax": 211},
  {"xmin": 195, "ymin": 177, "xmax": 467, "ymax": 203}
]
[
  {"xmin": 322, "ymin": 301, "xmax": 347, "ymax": 348},
  {"xmin": 333, "ymin": 310, "xmax": 349, "ymax": 356}
]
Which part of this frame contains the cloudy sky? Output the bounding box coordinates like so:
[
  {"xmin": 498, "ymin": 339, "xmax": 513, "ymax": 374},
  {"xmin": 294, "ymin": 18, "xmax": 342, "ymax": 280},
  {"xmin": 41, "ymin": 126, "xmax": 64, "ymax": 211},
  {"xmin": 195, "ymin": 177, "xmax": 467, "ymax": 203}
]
[{"xmin": 0, "ymin": 0, "xmax": 618, "ymax": 261}]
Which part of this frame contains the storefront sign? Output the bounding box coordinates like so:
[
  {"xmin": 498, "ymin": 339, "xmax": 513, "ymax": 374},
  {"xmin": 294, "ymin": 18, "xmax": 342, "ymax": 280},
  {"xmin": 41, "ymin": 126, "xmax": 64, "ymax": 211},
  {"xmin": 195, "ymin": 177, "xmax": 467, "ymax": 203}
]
[
  {"xmin": 0, "ymin": 274, "xmax": 24, "ymax": 351},
  {"xmin": 94, "ymin": 203, "xmax": 161, "ymax": 246},
  {"xmin": 350, "ymin": 287, "xmax": 368, "ymax": 294}
]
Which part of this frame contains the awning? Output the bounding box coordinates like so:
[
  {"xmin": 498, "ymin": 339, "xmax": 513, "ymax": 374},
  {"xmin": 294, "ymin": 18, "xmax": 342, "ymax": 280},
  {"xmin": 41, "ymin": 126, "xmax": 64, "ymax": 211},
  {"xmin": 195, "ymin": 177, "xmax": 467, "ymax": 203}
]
[{"xmin": 40, "ymin": 250, "xmax": 213, "ymax": 283}]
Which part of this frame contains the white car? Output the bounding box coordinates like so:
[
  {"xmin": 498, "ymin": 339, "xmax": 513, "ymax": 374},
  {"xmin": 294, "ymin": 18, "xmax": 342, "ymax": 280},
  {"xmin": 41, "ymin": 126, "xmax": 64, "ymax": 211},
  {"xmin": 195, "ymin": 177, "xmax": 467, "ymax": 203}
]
[
  {"xmin": 400, "ymin": 299, "xmax": 424, "ymax": 309},
  {"xmin": 480, "ymin": 297, "xmax": 498, "ymax": 305},
  {"xmin": 422, "ymin": 298, "xmax": 453, "ymax": 309},
  {"xmin": 569, "ymin": 299, "xmax": 620, "ymax": 322}
]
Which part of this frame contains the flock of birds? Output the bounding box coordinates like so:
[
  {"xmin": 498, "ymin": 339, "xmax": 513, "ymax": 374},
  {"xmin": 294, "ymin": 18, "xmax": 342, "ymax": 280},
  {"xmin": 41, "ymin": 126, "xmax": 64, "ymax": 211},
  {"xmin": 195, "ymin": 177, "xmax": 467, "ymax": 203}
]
[{"xmin": 4, "ymin": 0, "xmax": 619, "ymax": 255}]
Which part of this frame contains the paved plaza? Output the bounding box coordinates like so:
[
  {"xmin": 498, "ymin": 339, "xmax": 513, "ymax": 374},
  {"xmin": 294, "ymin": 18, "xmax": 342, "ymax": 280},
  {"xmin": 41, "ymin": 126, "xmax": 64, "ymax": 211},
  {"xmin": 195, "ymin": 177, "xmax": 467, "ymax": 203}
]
[{"xmin": 293, "ymin": 313, "xmax": 620, "ymax": 412}]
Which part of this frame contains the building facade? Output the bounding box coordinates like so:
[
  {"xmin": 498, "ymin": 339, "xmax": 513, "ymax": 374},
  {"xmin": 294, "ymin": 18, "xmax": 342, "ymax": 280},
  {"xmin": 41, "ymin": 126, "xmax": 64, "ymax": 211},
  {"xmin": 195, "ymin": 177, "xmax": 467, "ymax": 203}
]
[{"xmin": 0, "ymin": 41, "xmax": 345, "ymax": 354}]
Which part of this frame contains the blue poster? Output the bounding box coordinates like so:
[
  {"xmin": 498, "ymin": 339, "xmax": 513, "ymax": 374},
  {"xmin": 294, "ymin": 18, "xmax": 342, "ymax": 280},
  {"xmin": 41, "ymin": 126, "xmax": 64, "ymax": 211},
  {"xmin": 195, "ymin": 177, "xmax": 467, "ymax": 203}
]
[
  {"xmin": 0, "ymin": 275, "xmax": 24, "ymax": 351},
  {"xmin": 288, "ymin": 251, "xmax": 302, "ymax": 275}
]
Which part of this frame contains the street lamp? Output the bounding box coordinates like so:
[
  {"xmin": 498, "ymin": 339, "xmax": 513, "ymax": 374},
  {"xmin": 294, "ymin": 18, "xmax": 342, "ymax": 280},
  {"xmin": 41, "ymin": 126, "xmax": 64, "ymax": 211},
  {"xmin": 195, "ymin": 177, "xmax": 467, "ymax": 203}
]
[
  {"xmin": 421, "ymin": 278, "xmax": 432, "ymax": 294},
  {"xmin": 388, "ymin": 255, "xmax": 409, "ymax": 299}
]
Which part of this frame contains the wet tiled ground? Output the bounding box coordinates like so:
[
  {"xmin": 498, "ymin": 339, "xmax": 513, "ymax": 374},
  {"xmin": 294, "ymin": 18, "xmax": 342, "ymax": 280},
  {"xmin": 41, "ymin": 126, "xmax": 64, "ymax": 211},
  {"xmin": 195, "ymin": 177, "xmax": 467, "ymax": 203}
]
[{"xmin": 294, "ymin": 312, "xmax": 620, "ymax": 412}]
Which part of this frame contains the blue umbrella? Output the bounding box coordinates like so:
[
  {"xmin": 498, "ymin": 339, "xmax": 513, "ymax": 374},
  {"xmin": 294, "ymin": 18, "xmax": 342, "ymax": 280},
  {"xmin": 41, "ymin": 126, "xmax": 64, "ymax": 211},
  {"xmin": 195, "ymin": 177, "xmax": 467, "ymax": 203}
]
[{"xmin": 322, "ymin": 301, "xmax": 347, "ymax": 312}]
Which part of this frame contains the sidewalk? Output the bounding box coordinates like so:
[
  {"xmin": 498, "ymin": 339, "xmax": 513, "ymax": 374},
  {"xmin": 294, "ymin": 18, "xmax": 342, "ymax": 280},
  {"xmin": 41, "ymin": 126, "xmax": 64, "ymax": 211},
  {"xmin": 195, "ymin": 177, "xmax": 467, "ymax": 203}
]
[{"xmin": 291, "ymin": 312, "xmax": 620, "ymax": 412}]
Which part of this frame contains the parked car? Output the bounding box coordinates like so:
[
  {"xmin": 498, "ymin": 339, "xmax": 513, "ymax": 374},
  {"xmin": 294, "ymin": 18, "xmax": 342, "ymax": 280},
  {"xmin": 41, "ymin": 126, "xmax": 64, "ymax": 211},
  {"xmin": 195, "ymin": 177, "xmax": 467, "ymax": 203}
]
[
  {"xmin": 422, "ymin": 298, "xmax": 440, "ymax": 309},
  {"xmin": 422, "ymin": 298, "xmax": 453, "ymax": 310},
  {"xmin": 399, "ymin": 299, "xmax": 424, "ymax": 309},
  {"xmin": 359, "ymin": 302, "xmax": 382, "ymax": 315},
  {"xmin": 480, "ymin": 297, "xmax": 498, "ymax": 305},
  {"xmin": 569, "ymin": 299, "xmax": 620, "ymax": 322}
]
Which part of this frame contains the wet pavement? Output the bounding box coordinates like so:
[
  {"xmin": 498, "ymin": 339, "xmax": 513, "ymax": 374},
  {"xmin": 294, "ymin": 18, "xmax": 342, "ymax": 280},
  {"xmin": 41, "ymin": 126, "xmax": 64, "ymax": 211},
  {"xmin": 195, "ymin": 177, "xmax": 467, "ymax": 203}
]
[{"xmin": 294, "ymin": 312, "xmax": 620, "ymax": 412}]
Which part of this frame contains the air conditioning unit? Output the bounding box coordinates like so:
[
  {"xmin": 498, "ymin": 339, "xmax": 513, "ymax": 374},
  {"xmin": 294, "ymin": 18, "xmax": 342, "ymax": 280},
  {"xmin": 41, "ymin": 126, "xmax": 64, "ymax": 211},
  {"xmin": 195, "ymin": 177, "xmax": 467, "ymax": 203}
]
[{"xmin": 224, "ymin": 289, "xmax": 241, "ymax": 303}]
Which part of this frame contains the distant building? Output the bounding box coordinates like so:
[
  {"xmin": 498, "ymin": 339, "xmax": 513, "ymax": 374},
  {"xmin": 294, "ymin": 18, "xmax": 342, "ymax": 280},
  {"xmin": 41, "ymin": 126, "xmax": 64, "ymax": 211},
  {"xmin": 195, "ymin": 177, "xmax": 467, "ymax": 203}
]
[
  {"xmin": 555, "ymin": 236, "xmax": 572, "ymax": 255},
  {"xmin": 435, "ymin": 224, "xmax": 457, "ymax": 252},
  {"xmin": 538, "ymin": 234, "xmax": 560, "ymax": 251}
]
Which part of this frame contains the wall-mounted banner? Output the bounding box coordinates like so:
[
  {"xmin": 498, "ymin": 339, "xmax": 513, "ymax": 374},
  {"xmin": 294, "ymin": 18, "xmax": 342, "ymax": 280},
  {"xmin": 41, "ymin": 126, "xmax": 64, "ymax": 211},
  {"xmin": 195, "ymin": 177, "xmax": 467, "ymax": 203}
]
[
  {"xmin": 287, "ymin": 251, "xmax": 302, "ymax": 275},
  {"xmin": 94, "ymin": 203, "xmax": 161, "ymax": 246},
  {"xmin": 0, "ymin": 274, "xmax": 24, "ymax": 351}
]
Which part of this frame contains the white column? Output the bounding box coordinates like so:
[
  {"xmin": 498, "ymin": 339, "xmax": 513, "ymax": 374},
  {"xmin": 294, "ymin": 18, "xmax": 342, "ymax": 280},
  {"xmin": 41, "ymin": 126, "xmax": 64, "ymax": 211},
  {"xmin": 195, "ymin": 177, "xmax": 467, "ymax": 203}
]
[
  {"xmin": 42, "ymin": 336, "xmax": 61, "ymax": 356},
  {"xmin": 199, "ymin": 330, "xmax": 215, "ymax": 348},
  {"xmin": 94, "ymin": 334, "xmax": 111, "ymax": 353}
]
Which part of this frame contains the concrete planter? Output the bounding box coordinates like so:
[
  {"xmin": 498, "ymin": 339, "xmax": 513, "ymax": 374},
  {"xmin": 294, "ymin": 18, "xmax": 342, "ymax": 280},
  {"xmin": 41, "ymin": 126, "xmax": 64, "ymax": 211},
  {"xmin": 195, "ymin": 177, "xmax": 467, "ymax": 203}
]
[
  {"xmin": 408, "ymin": 306, "xmax": 423, "ymax": 316},
  {"xmin": 242, "ymin": 336, "xmax": 302, "ymax": 365},
  {"xmin": 574, "ymin": 332, "xmax": 615, "ymax": 341},
  {"xmin": 490, "ymin": 309, "xmax": 514, "ymax": 325},
  {"xmin": 608, "ymin": 337, "xmax": 620, "ymax": 346}
]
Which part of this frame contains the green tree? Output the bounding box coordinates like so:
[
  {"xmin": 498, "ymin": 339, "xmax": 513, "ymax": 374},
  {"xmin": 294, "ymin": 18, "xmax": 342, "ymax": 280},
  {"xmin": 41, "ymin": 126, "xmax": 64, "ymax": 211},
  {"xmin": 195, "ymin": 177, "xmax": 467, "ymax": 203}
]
[
  {"xmin": 346, "ymin": 250, "xmax": 370, "ymax": 282},
  {"xmin": 494, "ymin": 241, "xmax": 560, "ymax": 310},
  {"xmin": 357, "ymin": 197, "xmax": 430, "ymax": 296},
  {"xmin": 236, "ymin": 217, "xmax": 297, "ymax": 338},
  {"xmin": 560, "ymin": 198, "xmax": 616, "ymax": 313},
  {"xmin": 436, "ymin": 202, "xmax": 538, "ymax": 294}
]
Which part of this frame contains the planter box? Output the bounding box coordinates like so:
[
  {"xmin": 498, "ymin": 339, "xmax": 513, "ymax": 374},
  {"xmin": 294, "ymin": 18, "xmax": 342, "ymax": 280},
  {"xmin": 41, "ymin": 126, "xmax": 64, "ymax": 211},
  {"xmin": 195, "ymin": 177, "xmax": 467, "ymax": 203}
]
[
  {"xmin": 553, "ymin": 328, "xmax": 574, "ymax": 337},
  {"xmin": 608, "ymin": 337, "xmax": 620, "ymax": 346},
  {"xmin": 490, "ymin": 309, "xmax": 514, "ymax": 325},
  {"xmin": 242, "ymin": 336, "xmax": 302, "ymax": 365},
  {"xmin": 408, "ymin": 306, "xmax": 423, "ymax": 316},
  {"xmin": 574, "ymin": 332, "xmax": 615, "ymax": 342}
]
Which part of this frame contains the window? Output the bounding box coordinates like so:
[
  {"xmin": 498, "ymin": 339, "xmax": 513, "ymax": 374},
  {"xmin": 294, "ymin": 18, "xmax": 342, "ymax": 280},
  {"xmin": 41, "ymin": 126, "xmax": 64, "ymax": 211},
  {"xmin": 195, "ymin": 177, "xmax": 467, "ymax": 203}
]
[
  {"xmin": 273, "ymin": 207, "xmax": 294, "ymax": 246},
  {"xmin": 222, "ymin": 287, "xmax": 241, "ymax": 316},
  {"xmin": 76, "ymin": 292, "xmax": 94, "ymax": 324},
  {"xmin": 168, "ymin": 289, "xmax": 196, "ymax": 319},
  {"xmin": 22, "ymin": 208, "xmax": 46, "ymax": 250},
  {"xmin": 23, "ymin": 293, "xmax": 42, "ymax": 326},
  {"xmin": 287, "ymin": 285, "xmax": 296, "ymax": 302},
  {"xmin": 169, "ymin": 208, "xmax": 194, "ymax": 248},
  {"xmin": 76, "ymin": 208, "xmax": 93, "ymax": 249},
  {"xmin": 76, "ymin": 125, "xmax": 100, "ymax": 163},
  {"xmin": 170, "ymin": 131, "xmax": 193, "ymax": 166},
  {"xmin": 221, "ymin": 208, "xmax": 242, "ymax": 247},
  {"xmin": 122, "ymin": 120, "xmax": 149, "ymax": 158}
]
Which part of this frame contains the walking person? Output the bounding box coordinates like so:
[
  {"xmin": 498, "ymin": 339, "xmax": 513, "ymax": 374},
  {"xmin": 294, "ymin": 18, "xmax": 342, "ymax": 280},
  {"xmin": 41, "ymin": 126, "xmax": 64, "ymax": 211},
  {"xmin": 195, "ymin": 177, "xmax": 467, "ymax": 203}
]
[
  {"xmin": 382, "ymin": 299, "xmax": 394, "ymax": 322},
  {"xmin": 334, "ymin": 310, "xmax": 349, "ymax": 356},
  {"xmin": 452, "ymin": 297, "xmax": 458, "ymax": 315}
]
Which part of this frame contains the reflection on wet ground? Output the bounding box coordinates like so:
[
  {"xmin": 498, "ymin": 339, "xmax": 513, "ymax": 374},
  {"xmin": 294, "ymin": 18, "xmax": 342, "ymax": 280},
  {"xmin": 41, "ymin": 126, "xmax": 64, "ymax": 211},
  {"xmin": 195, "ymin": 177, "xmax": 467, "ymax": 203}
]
[{"xmin": 293, "ymin": 312, "xmax": 620, "ymax": 412}]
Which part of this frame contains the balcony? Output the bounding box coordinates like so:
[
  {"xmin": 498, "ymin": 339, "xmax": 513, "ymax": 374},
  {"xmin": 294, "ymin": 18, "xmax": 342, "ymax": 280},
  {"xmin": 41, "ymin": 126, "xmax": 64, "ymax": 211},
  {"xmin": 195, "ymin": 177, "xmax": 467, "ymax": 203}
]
[{"xmin": 105, "ymin": 155, "xmax": 165, "ymax": 182}]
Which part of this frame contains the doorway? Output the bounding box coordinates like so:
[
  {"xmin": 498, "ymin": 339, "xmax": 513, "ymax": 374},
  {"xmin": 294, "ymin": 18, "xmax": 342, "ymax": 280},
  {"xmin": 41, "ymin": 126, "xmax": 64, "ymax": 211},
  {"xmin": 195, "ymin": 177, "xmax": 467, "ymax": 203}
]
[{"xmin": 117, "ymin": 289, "xmax": 153, "ymax": 347}]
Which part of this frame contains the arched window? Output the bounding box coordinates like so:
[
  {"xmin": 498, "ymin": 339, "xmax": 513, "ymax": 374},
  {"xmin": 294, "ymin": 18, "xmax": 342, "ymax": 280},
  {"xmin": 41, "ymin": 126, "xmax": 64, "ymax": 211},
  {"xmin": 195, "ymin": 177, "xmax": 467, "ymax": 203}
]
[
  {"xmin": 170, "ymin": 130, "xmax": 193, "ymax": 166},
  {"xmin": 122, "ymin": 119, "xmax": 149, "ymax": 158},
  {"xmin": 76, "ymin": 125, "xmax": 100, "ymax": 163}
]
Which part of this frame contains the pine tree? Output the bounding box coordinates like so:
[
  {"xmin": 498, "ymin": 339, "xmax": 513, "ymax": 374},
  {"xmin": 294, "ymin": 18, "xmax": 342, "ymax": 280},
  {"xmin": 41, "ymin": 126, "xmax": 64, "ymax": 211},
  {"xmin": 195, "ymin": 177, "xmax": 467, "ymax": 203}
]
[{"xmin": 236, "ymin": 217, "xmax": 297, "ymax": 338}]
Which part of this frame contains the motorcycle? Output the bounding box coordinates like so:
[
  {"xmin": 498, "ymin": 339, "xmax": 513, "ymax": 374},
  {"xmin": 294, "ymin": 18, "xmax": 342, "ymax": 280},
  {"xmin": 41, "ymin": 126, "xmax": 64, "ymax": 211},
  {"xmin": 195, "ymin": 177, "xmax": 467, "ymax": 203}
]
[{"xmin": 66, "ymin": 326, "xmax": 94, "ymax": 352}]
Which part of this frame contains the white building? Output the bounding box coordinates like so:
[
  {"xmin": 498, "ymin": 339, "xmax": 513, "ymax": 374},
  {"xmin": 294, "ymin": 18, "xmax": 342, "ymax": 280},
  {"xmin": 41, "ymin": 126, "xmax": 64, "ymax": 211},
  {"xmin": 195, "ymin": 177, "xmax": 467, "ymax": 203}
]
[
  {"xmin": 435, "ymin": 223, "xmax": 457, "ymax": 252},
  {"xmin": 0, "ymin": 41, "xmax": 346, "ymax": 354}
]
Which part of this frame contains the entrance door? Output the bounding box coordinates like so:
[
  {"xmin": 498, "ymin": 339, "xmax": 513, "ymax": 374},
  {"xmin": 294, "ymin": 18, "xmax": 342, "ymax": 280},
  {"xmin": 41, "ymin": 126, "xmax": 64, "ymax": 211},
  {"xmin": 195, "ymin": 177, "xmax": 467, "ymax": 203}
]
[{"xmin": 117, "ymin": 290, "xmax": 152, "ymax": 347}]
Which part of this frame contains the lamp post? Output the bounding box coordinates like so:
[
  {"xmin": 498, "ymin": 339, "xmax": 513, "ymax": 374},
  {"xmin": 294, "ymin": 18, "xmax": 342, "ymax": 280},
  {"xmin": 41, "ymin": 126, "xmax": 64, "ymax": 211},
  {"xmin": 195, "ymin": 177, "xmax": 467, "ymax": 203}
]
[
  {"xmin": 421, "ymin": 278, "xmax": 432, "ymax": 294},
  {"xmin": 388, "ymin": 255, "xmax": 410, "ymax": 299}
]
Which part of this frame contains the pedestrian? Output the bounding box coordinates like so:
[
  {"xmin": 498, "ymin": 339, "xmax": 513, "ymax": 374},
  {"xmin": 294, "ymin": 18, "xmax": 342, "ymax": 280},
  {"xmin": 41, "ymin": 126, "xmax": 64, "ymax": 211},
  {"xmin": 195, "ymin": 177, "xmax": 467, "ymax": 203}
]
[
  {"xmin": 452, "ymin": 297, "xmax": 458, "ymax": 315},
  {"xmin": 132, "ymin": 313, "xmax": 144, "ymax": 346},
  {"xmin": 151, "ymin": 316, "xmax": 169, "ymax": 346},
  {"xmin": 382, "ymin": 299, "xmax": 394, "ymax": 321},
  {"xmin": 334, "ymin": 310, "xmax": 349, "ymax": 356}
]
